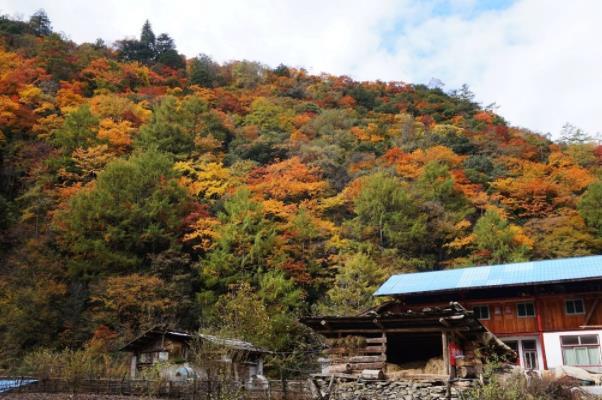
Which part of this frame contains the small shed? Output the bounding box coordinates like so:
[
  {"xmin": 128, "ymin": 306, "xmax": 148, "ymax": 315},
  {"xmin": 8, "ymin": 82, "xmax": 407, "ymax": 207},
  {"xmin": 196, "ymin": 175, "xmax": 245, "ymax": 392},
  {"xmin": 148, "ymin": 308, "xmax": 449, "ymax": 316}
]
[
  {"xmin": 301, "ymin": 302, "xmax": 514, "ymax": 380},
  {"xmin": 120, "ymin": 328, "xmax": 270, "ymax": 386}
]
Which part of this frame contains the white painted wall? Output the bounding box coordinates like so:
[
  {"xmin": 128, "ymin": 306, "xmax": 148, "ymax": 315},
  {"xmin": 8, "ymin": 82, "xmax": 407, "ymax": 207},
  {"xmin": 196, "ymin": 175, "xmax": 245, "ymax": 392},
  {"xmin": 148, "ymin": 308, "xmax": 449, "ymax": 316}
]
[{"xmin": 543, "ymin": 329, "xmax": 602, "ymax": 369}]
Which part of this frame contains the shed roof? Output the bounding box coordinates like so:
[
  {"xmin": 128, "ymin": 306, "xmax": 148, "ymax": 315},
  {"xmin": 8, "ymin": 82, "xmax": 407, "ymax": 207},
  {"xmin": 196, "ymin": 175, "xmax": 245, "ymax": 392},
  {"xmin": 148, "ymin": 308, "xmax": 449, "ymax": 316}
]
[
  {"xmin": 120, "ymin": 328, "xmax": 270, "ymax": 354},
  {"xmin": 374, "ymin": 255, "xmax": 602, "ymax": 297},
  {"xmin": 300, "ymin": 302, "xmax": 515, "ymax": 357},
  {"xmin": 301, "ymin": 302, "xmax": 485, "ymax": 334}
]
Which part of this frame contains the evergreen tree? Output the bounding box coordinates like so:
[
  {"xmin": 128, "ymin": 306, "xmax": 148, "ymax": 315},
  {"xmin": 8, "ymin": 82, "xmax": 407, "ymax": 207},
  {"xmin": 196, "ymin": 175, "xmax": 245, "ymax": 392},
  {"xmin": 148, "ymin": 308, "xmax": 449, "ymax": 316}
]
[
  {"xmin": 472, "ymin": 209, "xmax": 531, "ymax": 264},
  {"xmin": 136, "ymin": 96, "xmax": 209, "ymax": 156},
  {"xmin": 29, "ymin": 9, "xmax": 52, "ymax": 36},
  {"xmin": 578, "ymin": 182, "xmax": 602, "ymax": 236},
  {"xmin": 352, "ymin": 172, "xmax": 427, "ymax": 249},
  {"xmin": 54, "ymin": 150, "xmax": 190, "ymax": 277},
  {"xmin": 139, "ymin": 19, "xmax": 156, "ymax": 62},
  {"xmin": 155, "ymin": 33, "xmax": 185, "ymax": 69},
  {"xmin": 189, "ymin": 54, "xmax": 221, "ymax": 87},
  {"xmin": 320, "ymin": 253, "xmax": 387, "ymax": 315},
  {"xmin": 52, "ymin": 105, "xmax": 99, "ymax": 153}
]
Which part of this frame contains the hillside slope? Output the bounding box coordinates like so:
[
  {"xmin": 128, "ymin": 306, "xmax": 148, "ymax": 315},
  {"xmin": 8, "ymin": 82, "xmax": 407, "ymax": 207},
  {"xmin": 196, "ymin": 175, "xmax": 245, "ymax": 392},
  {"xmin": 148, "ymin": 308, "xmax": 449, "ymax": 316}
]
[{"xmin": 0, "ymin": 12, "xmax": 601, "ymax": 371}]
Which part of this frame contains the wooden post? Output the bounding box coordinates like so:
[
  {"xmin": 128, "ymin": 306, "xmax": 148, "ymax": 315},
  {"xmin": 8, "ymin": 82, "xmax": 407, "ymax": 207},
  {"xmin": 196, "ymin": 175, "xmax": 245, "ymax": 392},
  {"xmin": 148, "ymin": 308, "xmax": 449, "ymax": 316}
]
[
  {"xmin": 442, "ymin": 331, "xmax": 450, "ymax": 376},
  {"xmin": 130, "ymin": 355, "xmax": 137, "ymax": 379},
  {"xmin": 535, "ymin": 297, "xmax": 548, "ymax": 370}
]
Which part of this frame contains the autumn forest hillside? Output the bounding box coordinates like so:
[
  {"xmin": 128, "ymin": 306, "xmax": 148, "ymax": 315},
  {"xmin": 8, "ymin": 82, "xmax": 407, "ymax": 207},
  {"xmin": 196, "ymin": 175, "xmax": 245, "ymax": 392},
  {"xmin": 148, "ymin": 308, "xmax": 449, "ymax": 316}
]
[{"xmin": 1, "ymin": 11, "xmax": 601, "ymax": 373}]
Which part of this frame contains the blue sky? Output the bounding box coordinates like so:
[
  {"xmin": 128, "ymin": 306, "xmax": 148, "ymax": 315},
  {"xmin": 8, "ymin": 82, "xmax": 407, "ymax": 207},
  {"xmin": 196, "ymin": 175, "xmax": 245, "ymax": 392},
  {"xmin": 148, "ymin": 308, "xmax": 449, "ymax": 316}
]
[{"xmin": 1, "ymin": 0, "xmax": 600, "ymax": 138}]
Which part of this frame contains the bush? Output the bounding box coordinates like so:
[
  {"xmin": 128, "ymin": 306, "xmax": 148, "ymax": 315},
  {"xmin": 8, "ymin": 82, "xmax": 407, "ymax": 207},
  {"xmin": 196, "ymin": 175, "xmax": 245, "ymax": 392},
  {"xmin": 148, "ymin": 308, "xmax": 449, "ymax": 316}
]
[
  {"xmin": 17, "ymin": 347, "xmax": 128, "ymax": 381},
  {"xmin": 465, "ymin": 358, "xmax": 586, "ymax": 400}
]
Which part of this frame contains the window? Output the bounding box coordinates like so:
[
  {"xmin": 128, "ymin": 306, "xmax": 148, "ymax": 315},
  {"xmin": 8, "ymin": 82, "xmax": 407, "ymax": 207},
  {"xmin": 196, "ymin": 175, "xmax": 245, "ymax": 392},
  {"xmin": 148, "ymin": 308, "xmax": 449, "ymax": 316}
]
[
  {"xmin": 522, "ymin": 340, "xmax": 538, "ymax": 370},
  {"xmin": 472, "ymin": 305, "xmax": 490, "ymax": 320},
  {"xmin": 565, "ymin": 299, "xmax": 585, "ymax": 315},
  {"xmin": 517, "ymin": 302, "xmax": 536, "ymax": 317},
  {"xmin": 561, "ymin": 335, "xmax": 601, "ymax": 366}
]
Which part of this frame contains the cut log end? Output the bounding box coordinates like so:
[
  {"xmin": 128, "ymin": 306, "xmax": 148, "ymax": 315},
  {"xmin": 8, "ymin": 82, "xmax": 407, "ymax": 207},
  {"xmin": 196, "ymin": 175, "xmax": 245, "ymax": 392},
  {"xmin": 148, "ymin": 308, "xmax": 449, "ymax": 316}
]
[{"xmin": 360, "ymin": 369, "xmax": 384, "ymax": 380}]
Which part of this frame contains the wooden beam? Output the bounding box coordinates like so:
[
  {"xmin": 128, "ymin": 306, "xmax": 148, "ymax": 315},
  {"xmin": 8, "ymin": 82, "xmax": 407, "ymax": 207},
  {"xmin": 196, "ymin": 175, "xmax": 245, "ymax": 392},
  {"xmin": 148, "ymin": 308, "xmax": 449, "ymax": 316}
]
[
  {"xmin": 317, "ymin": 327, "xmax": 470, "ymax": 335},
  {"xmin": 324, "ymin": 345, "xmax": 385, "ymax": 355},
  {"xmin": 348, "ymin": 362, "xmax": 386, "ymax": 370},
  {"xmin": 442, "ymin": 332, "xmax": 450, "ymax": 376},
  {"xmin": 365, "ymin": 337, "xmax": 387, "ymax": 344},
  {"xmin": 328, "ymin": 355, "xmax": 386, "ymax": 363}
]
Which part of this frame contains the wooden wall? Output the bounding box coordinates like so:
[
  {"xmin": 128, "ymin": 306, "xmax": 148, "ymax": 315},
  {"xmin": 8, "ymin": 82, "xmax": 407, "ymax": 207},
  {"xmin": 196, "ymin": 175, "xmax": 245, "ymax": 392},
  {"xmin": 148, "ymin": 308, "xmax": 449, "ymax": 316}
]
[
  {"xmin": 395, "ymin": 293, "xmax": 602, "ymax": 335},
  {"xmin": 322, "ymin": 336, "xmax": 387, "ymax": 375}
]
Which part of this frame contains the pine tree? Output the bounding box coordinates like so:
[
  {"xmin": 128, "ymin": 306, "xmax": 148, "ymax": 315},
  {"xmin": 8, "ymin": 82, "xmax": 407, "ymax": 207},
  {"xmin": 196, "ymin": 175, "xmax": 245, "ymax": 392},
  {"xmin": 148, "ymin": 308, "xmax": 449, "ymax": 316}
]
[
  {"xmin": 139, "ymin": 20, "xmax": 156, "ymax": 63},
  {"xmin": 29, "ymin": 9, "xmax": 52, "ymax": 36}
]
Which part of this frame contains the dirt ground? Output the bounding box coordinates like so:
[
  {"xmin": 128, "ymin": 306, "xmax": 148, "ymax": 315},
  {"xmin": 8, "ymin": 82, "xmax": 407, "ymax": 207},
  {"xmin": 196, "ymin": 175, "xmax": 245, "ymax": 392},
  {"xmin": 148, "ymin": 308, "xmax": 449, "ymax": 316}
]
[{"xmin": 1, "ymin": 394, "xmax": 163, "ymax": 400}]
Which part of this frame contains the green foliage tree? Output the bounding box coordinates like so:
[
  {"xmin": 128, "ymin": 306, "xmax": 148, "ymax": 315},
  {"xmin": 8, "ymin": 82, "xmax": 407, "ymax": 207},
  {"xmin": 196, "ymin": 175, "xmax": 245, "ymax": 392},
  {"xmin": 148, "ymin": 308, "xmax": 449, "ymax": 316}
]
[
  {"xmin": 154, "ymin": 33, "xmax": 185, "ymax": 69},
  {"xmin": 319, "ymin": 253, "xmax": 387, "ymax": 315},
  {"xmin": 55, "ymin": 150, "xmax": 190, "ymax": 277},
  {"xmin": 230, "ymin": 60, "xmax": 265, "ymax": 88},
  {"xmin": 472, "ymin": 209, "xmax": 531, "ymax": 264},
  {"xmin": 189, "ymin": 54, "xmax": 221, "ymax": 87},
  {"xmin": 352, "ymin": 172, "xmax": 427, "ymax": 249},
  {"xmin": 139, "ymin": 19, "xmax": 156, "ymax": 62},
  {"xmin": 273, "ymin": 63, "xmax": 290, "ymax": 77},
  {"xmin": 28, "ymin": 9, "xmax": 52, "ymax": 36},
  {"xmin": 198, "ymin": 189, "xmax": 277, "ymax": 300},
  {"xmin": 136, "ymin": 96, "xmax": 209, "ymax": 156},
  {"xmin": 211, "ymin": 282, "xmax": 272, "ymax": 345},
  {"xmin": 578, "ymin": 181, "xmax": 602, "ymax": 236},
  {"xmin": 52, "ymin": 105, "xmax": 99, "ymax": 153}
]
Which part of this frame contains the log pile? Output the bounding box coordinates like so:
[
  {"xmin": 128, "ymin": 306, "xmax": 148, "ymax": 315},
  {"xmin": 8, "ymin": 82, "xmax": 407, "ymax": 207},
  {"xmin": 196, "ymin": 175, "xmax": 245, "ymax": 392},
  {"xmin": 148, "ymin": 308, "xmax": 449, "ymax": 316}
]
[
  {"xmin": 322, "ymin": 336, "xmax": 387, "ymax": 376},
  {"xmin": 455, "ymin": 341, "xmax": 483, "ymax": 378}
]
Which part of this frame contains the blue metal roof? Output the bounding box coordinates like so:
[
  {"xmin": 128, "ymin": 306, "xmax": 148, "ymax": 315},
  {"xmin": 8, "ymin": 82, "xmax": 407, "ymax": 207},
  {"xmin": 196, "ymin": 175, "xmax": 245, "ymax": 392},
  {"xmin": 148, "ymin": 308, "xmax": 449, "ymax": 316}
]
[{"xmin": 374, "ymin": 255, "xmax": 602, "ymax": 297}]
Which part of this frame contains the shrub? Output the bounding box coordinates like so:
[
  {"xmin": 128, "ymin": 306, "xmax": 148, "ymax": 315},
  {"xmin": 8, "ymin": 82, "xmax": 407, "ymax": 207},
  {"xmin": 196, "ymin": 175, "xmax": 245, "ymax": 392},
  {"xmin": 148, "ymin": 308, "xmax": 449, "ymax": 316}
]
[{"xmin": 18, "ymin": 347, "xmax": 128, "ymax": 381}]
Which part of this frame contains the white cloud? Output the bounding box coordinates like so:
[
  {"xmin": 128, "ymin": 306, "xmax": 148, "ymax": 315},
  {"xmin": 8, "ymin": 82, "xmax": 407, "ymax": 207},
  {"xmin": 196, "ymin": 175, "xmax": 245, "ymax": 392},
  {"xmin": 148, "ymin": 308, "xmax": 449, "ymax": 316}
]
[{"xmin": 1, "ymin": 0, "xmax": 601, "ymax": 137}]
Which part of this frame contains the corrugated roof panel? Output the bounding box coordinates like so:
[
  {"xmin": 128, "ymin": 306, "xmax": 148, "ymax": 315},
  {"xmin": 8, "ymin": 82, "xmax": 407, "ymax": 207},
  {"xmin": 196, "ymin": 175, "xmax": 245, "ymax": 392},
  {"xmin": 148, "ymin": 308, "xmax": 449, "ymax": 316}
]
[{"xmin": 374, "ymin": 255, "xmax": 602, "ymax": 296}]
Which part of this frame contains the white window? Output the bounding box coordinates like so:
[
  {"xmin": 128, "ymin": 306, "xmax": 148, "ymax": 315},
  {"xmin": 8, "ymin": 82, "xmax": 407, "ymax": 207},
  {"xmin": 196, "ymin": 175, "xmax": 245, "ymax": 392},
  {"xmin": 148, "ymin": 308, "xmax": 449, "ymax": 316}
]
[
  {"xmin": 561, "ymin": 335, "xmax": 601, "ymax": 366},
  {"xmin": 517, "ymin": 302, "xmax": 535, "ymax": 318},
  {"xmin": 565, "ymin": 299, "xmax": 585, "ymax": 315},
  {"xmin": 522, "ymin": 340, "xmax": 538, "ymax": 370},
  {"xmin": 472, "ymin": 305, "xmax": 490, "ymax": 320},
  {"xmin": 501, "ymin": 337, "xmax": 541, "ymax": 370}
]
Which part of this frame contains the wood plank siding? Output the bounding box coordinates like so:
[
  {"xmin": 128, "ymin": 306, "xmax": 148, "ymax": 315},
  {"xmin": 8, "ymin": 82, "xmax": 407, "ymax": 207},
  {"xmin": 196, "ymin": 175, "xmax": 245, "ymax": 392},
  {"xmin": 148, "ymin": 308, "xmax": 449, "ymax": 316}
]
[{"xmin": 401, "ymin": 294, "xmax": 602, "ymax": 336}]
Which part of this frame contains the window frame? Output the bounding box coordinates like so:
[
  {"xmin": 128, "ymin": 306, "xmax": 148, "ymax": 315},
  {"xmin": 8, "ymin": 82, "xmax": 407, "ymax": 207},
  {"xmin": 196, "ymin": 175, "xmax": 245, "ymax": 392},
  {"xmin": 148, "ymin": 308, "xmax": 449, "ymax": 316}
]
[
  {"xmin": 472, "ymin": 304, "xmax": 490, "ymax": 320},
  {"xmin": 521, "ymin": 340, "xmax": 539, "ymax": 370},
  {"xmin": 516, "ymin": 302, "xmax": 536, "ymax": 318},
  {"xmin": 565, "ymin": 299, "xmax": 586, "ymax": 315},
  {"xmin": 560, "ymin": 334, "xmax": 601, "ymax": 367}
]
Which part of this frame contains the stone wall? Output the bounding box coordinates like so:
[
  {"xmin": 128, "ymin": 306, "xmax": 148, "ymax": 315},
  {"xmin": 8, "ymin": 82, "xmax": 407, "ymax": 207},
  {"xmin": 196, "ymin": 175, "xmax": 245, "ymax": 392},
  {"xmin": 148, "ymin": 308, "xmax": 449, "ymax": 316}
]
[{"xmin": 312, "ymin": 377, "xmax": 474, "ymax": 400}]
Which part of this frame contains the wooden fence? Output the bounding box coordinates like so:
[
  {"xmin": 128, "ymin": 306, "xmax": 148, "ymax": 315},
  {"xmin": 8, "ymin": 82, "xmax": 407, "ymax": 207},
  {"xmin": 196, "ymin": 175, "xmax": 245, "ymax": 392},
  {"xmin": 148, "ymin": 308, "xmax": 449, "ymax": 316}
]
[{"xmin": 0, "ymin": 376, "xmax": 311, "ymax": 399}]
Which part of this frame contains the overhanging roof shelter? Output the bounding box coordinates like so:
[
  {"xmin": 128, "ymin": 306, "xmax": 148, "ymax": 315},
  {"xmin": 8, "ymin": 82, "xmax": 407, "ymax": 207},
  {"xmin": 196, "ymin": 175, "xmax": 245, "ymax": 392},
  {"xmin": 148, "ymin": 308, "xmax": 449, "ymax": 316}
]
[
  {"xmin": 301, "ymin": 302, "xmax": 515, "ymax": 378},
  {"xmin": 374, "ymin": 255, "xmax": 602, "ymax": 297},
  {"xmin": 301, "ymin": 302, "xmax": 501, "ymax": 340},
  {"xmin": 120, "ymin": 328, "xmax": 270, "ymax": 355}
]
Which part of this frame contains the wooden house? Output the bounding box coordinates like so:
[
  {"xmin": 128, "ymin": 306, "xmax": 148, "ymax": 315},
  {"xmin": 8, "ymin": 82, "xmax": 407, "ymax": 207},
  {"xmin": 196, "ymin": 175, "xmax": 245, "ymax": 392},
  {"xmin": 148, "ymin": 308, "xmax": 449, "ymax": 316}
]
[
  {"xmin": 374, "ymin": 255, "xmax": 602, "ymax": 372},
  {"xmin": 120, "ymin": 328, "xmax": 270, "ymax": 386},
  {"xmin": 301, "ymin": 302, "xmax": 514, "ymax": 380}
]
